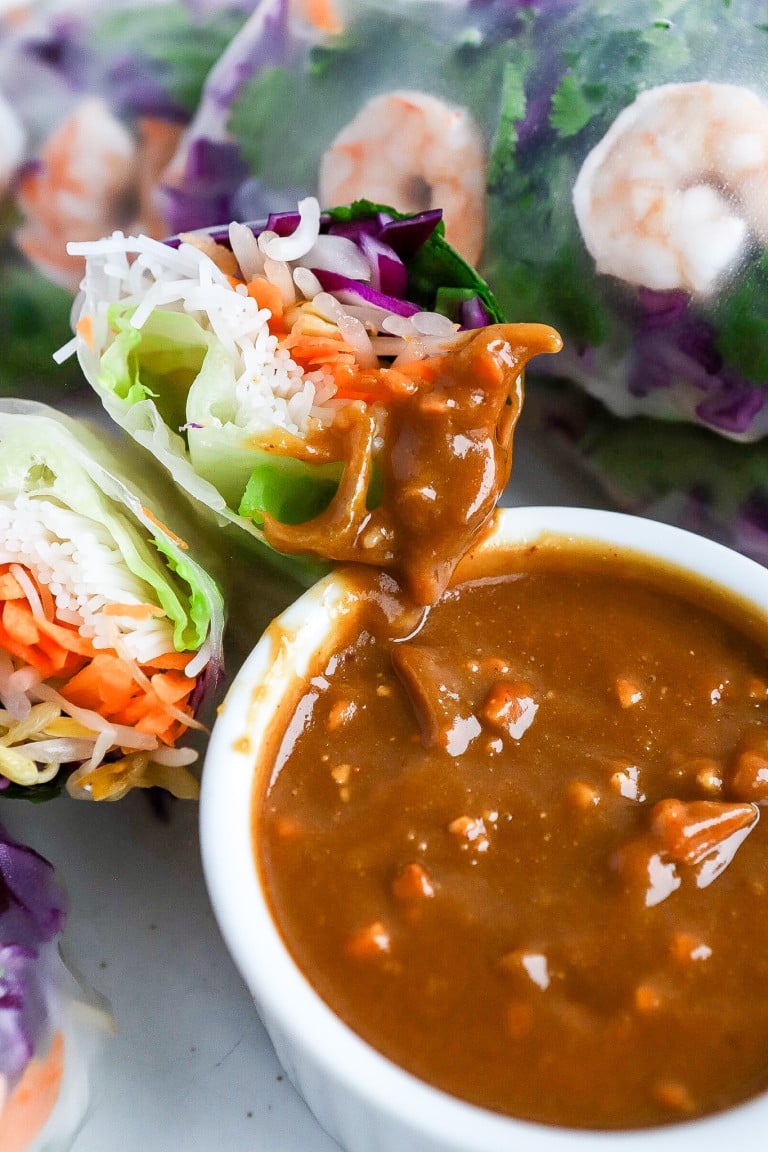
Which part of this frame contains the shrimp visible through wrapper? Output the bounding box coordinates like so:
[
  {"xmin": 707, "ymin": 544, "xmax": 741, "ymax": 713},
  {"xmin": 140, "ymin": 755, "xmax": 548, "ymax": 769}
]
[
  {"xmin": 15, "ymin": 99, "xmax": 136, "ymax": 292},
  {"xmin": 573, "ymin": 82, "xmax": 768, "ymax": 296},
  {"xmin": 319, "ymin": 89, "xmax": 487, "ymax": 266}
]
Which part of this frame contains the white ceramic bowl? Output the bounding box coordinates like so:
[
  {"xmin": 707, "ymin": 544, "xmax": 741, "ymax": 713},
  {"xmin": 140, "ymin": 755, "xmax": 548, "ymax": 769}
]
[{"xmin": 200, "ymin": 506, "xmax": 768, "ymax": 1152}]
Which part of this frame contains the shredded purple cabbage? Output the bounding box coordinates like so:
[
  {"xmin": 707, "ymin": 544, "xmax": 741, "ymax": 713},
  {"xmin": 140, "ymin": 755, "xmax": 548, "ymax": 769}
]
[
  {"xmin": 312, "ymin": 268, "xmax": 421, "ymax": 316},
  {"xmin": 157, "ymin": 0, "xmax": 306, "ymax": 235},
  {"xmin": 161, "ymin": 139, "xmax": 251, "ymax": 236},
  {"xmin": 629, "ymin": 289, "xmax": 768, "ymax": 435},
  {"xmin": 0, "ymin": 826, "xmax": 67, "ymax": 1081}
]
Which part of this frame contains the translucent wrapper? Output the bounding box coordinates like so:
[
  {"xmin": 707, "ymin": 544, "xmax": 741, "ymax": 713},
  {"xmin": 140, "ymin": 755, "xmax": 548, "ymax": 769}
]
[
  {"xmin": 65, "ymin": 198, "xmax": 503, "ymax": 591},
  {"xmin": 0, "ymin": 822, "xmax": 112, "ymax": 1152},
  {"xmin": 536, "ymin": 381, "xmax": 768, "ymax": 572},
  {"xmin": 0, "ymin": 400, "xmax": 225, "ymax": 802},
  {"xmin": 6, "ymin": 0, "xmax": 768, "ymax": 559}
]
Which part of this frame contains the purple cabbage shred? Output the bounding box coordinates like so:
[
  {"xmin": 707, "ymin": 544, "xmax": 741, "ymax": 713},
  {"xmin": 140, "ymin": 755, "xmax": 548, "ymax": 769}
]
[{"xmin": 0, "ymin": 826, "xmax": 67, "ymax": 1081}]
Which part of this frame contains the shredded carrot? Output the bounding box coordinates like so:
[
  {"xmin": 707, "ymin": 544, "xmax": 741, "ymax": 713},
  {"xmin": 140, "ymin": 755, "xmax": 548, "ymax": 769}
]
[
  {"xmin": 64, "ymin": 657, "xmax": 195, "ymax": 743},
  {"xmin": 141, "ymin": 507, "xmax": 189, "ymax": 550},
  {"xmin": 143, "ymin": 651, "xmax": 193, "ymax": 671},
  {"xmin": 0, "ymin": 1031, "xmax": 64, "ymax": 1152},
  {"xmin": 2, "ymin": 600, "xmax": 40, "ymax": 647},
  {"xmin": 76, "ymin": 314, "xmax": 95, "ymax": 348},
  {"xmin": 0, "ymin": 573, "xmax": 23, "ymax": 600},
  {"xmin": 102, "ymin": 602, "xmax": 166, "ymax": 620},
  {"xmin": 0, "ymin": 562, "xmax": 198, "ymax": 747},
  {"xmin": 65, "ymin": 655, "xmax": 137, "ymax": 714},
  {"xmin": 300, "ymin": 0, "xmax": 343, "ymax": 34},
  {"xmin": 246, "ymin": 277, "xmax": 287, "ymax": 333},
  {"xmin": 150, "ymin": 670, "xmax": 195, "ymax": 705}
]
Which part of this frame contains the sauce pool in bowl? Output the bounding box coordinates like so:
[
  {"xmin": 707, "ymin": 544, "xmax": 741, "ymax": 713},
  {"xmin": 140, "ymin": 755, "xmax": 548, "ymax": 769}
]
[{"xmin": 201, "ymin": 506, "xmax": 768, "ymax": 1152}]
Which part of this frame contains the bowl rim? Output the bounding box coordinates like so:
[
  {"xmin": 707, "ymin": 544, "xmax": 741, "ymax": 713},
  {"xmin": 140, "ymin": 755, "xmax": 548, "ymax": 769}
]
[{"xmin": 200, "ymin": 505, "xmax": 768, "ymax": 1152}]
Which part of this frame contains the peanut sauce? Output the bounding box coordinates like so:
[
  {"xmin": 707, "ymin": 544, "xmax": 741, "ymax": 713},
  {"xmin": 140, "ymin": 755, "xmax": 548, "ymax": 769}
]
[
  {"xmin": 256, "ymin": 543, "xmax": 768, "ymax": 1130},
  {"xmin": 260, "ymin": 322, "xmax": 561, "ymax": 604}
]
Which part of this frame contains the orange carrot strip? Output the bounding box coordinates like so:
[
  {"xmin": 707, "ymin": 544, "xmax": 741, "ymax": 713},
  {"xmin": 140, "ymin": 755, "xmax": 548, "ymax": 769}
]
[
  {"xmin": 150, "ymin": 671, "xmax": 195, "ymax": 706},
  {"xmin": 76, "ymin": 314, "xmax": 95, "ymax": 348},
  {"xmin": 246, "ymin": 277, "xmax": 284, "ymax": 319},
  {"xmin": 0, "ymin": 573, "xmax": 24, "ymax": 600},
  {"xmin": 143, "ymin": 651, "xmax": 193, "ymax": 671},
  {"xmin": 34, "ymin": 613, "xmax": 96, "ymax": 656},
  {"xmin": 0, "ymin": 619, "xmax": 57, "ymax": 677},
  {"xmin": 134, "ymin": 707, "xmax": 179, "ymax": 737},
  {"xmin": 0, "ymin": 1032, "xmax": 65, "ymax": 1152},
  {"xmin": 64, "ymin": 654, "xmax": 136, "ymax": 713},
  {"xmin": 141, "ymin": 507, "xmax": 189, "ymax": 550},
  {"xmin": 101, "ymin": 603, "xmax": 165, "ymax": 620},
  {"xmin": 3, "ymin": 601, "xmax": 40, "ymax": 646},
  {"xmin": 301, "ymin": 0, "xmax": 343, "ymax": 33}
]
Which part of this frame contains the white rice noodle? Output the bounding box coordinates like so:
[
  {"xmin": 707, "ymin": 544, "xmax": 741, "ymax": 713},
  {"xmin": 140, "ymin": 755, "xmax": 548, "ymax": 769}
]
[
  {"xmin": 150, "ymin": 745, "xmax": 199, "ymax": 767},
  {"xmin": 0, "ymin": 494, "xmax": 177, "ymax": 665},
  {"xmin": 229, "ymin": 220, "xmax": 264, "ymax": 281},
  {"xmin": 311, "ymin": 291, "xmax": 347, "ymax": 325},
  {"xmin": 293, "ymin": 266, "xmax": 323, "ymax": 299},
  {"xmin": 62, "ymin": 200, "xmax": 465, "ymax": 450},
  {"xmin": 263, "ymin": 196, "xmax": 321, "ymax": 262},
  {"xmin": 9, "ymin": 562, "xmax": 44, "ymax": 619},
  {"xmin": 413, "ymin": 311, "xmax": 459, "ymax": 337},
  {"xmin": 264, "ymin": 256, "xmax": 297, "ymax": 307},
  {"xmin": 337, "ymin": 314, "xmax": 378, "ymax": 369}
]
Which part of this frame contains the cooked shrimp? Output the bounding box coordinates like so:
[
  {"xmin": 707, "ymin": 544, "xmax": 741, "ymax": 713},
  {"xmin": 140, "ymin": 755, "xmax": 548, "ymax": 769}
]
[
  {"xmin": 319, "ymin": 89, "xmax": 487, "ymax": 266},
  {"xmin": 15, "ymin": 98, "xmax": 136, "ymax": 292},
  {"xmin": 573, "ymin": 82, "xmax": 768, "ymax": 296}
]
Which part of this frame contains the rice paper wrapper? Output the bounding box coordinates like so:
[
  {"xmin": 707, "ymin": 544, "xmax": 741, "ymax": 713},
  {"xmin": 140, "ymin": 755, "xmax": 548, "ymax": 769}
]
[
  {"xmin": 68, "ymin": 197, "xmax": 501, "ymax": 591},
  {"xmin": 0, "ymin": 822, "xmax": 113, "ymax": 1151},
  {"xmin": 0, "ymin": 399, "xmax": 233, "ymax": 802},
  {"xmin": 533, "ymin": 380, "xmax": 768, "ymax": 572},
  {"xmin": 4, "ymin": 0, "xmax": 768, "ymax": 564}
]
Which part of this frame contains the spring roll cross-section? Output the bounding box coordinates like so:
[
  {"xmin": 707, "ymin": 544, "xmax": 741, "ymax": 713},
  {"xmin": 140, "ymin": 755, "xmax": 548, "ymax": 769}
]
[
  {"xmin": 62, "ymin": 198, "xmax": 560, "ymax": 602},
  {"xmin": 0, "ymin": 401, "xmax": 225, "ymax": 802}
]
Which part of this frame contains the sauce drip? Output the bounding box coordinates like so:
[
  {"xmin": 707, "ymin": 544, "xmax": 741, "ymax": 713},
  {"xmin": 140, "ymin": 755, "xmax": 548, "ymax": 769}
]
[{"xmin": 261, "ymin": 323, "xmax": 561, "ymax": 604}]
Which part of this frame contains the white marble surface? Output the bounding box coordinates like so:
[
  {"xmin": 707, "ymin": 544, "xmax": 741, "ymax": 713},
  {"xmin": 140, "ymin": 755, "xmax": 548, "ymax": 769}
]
[{"xmin": 4, "ymin": 404, "xmax": 614, "ymax": 1152}]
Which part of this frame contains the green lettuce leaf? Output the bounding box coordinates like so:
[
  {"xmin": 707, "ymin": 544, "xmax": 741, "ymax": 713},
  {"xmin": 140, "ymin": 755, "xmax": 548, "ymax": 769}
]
[{"xmin": 0, "ymin": 401, "xmax": 222, "ymax": 655}]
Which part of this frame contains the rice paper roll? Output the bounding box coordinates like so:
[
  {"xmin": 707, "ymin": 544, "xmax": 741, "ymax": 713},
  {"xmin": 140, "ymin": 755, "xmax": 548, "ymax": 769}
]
[
  {"xmin": 0, "ymin": 400, "xmax": 225, "ymax": 802},
  {"xmin": 62, "ymin": 197, "xmax": 520, "ymax": 595},
  {"xmin": 0, "ymin": 821, "xmax": 112, "ymax": 1151}
]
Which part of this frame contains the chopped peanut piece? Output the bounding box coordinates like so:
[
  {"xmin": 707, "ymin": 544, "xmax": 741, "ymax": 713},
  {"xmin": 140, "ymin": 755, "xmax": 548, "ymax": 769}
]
[
  {"xmin": 505, "ymin": 1000, "xmax": 534, "ymax": 1041},
  {"xmin": 345, "ymin": 921, "xmax": 391, "ymax": 960},
  {"xmin": 481, "ymin": 680, "xmax": 538, "ymax": 740},
  {"xmin": 651, "ymin": 798, "xmax": 759, "ymax": 872},
  {"xmin": 448, "ymin": 815, "xmax": 489, "ymax": 852},
  {"xmin": 685, "ymin": 757, "xmax": 724, "ymax": 796},
  {"xmin": 327, "ymin": 698, "xmax": 357, "ymax": 731},
  {"xmin": 633, "ymin": 982, "xmax": 664, "ymax": 1014},
  {"xmin": 730, "ymin": 750, "xmax": 768, "ymax": 803},
  {"xmin": 616, "ymin": 677, "xmax": 643, "ymax": 708},
  {"xmin": 653, "ymin": 1079, "xmax": 695, "ymax": 1114},
  {"xmin": 747, "ymin": 677, "xmax": 768, "ymax": 700},
  {"xmin": 669, "ymin": 932, "xmax": 712, "ymax": 964},
  {"xmin": 566, "ymin": 780, "xmax": 601, "ymax": 810},
  {"xmin": 392, "ymin": 862, "xmax": 435, "ymax": 901},
  {"xmin": 609, "ymin": 761, "xmax": 645, "ymax": 802},
  {"xmin": 273, "ymin": 815, "xmax": 304, "ymax": 839},
  {"xmin": 499, "ymin": 949, "xmax": 551, "ymax": 990},
  {"xmin": 331, "ymin": 762, "xmax": 353, "ymax": 786}
]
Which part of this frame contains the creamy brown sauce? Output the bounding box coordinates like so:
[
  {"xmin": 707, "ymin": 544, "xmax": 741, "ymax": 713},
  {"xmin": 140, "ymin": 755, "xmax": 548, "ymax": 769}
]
[
  {"xmin": 260, "ymin": 322, "xmax": 561, "ymax": 603},
  {"xmin": 255, "ymin": 544, "xmax": 768, "ymax": 1130}
]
